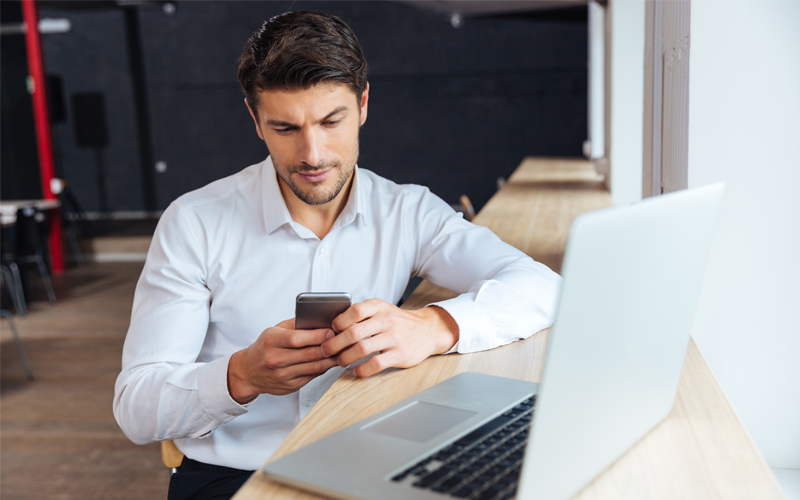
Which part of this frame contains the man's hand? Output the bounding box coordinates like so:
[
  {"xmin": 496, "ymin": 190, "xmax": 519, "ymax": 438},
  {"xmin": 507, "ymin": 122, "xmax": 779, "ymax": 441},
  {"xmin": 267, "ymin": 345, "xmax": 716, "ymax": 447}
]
[
  {"xmin": 227, "ymin": 319, "xmax": 340, "ymax": 404},
  {"xmin": 321, "ymin": 299, "xmax": 459, "ymax": 378}
]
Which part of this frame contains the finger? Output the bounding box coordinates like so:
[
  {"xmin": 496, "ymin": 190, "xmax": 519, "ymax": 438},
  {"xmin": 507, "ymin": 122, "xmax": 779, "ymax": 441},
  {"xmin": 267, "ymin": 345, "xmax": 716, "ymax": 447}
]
[
  {"xmin": 272, "ymin": 327, "xmax": 334, "ymax": 349},
  {"xmin": 331, "ymin": 298, "xmax": 386, "ymax": 334},
  {"xmin": 264, "ymin": 342, "xmax": 334, "ymax": 369},
  {"xmin": 353, "ymin": 350, "xmax": 405, "ymax": 378},
  {"xmin": 323, "ymin": 312, "xmax": 389, "ymax": 357},
  {"xmin": 275, "ymin": 318, "xmax": 295, "ymax": 330},
  {"xmin": 280, "ymin": 357, "xmax": 340, "ymax": 380},
  {"xmin": 335, "ymin": 327, "xmax": 400, "ymax": 367}
]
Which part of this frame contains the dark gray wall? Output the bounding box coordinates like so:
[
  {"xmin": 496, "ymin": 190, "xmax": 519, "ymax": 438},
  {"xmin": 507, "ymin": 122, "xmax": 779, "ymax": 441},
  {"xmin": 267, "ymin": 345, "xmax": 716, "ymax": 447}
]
[
  {"xmin": 1, "ymin": 1, "xmax": 43, "ymax": 201},
  {"xmin": 38, "ymin": 6, "xmax": 144, "ymax": 211},
  {"xmin": 39, "ymin": 1, "xmax": 587, "ymax": 213}
]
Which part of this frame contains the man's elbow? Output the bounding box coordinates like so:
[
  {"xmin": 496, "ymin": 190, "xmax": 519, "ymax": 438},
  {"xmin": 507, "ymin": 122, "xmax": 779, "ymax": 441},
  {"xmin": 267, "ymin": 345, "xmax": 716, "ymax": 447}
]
[{"xmin": 113, "ymin": 383, "xmax": 159, "ymax": 445}]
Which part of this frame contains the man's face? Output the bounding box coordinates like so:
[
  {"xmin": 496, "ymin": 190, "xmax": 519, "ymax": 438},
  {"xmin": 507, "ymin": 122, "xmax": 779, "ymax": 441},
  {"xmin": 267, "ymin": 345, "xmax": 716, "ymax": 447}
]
[{"xmin": 247, "ymin": 83, "xmax": 368, "ymax": 206}]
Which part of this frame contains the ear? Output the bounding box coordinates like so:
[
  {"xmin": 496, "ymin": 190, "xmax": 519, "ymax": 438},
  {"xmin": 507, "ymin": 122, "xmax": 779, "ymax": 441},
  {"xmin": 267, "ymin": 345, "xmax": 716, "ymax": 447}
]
[
  {"xmin": 359, "ymin": 83, "xmax": 369, "ymax": 126},
  {"xmin": 245, "ymin": 98, "xmax": 265, "ymax": 141}
]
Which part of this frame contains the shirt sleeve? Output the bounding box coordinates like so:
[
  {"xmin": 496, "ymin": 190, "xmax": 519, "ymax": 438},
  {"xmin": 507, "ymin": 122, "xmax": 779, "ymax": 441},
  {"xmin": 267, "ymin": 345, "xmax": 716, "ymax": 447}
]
[
  {"xmin": 113, "ymin": 203, "xmax": 252, "ymax": 445},
  {"xmin": 407, "ymin": 188, "xmax": 563, "ymax": 354}
]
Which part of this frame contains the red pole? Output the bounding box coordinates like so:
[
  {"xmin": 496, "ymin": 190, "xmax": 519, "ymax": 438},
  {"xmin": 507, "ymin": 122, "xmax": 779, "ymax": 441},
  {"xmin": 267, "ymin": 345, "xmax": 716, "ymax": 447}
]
[{"xmin": 22, "ymin": 0, "xmax": 64, "ymax": 273}]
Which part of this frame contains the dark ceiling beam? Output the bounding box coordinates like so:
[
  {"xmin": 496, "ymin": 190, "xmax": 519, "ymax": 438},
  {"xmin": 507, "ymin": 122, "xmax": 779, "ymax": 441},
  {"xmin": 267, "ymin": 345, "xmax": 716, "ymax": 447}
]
[{"xmin": 37, "ymin": 0, "xmax": 172, "ymax": 12}]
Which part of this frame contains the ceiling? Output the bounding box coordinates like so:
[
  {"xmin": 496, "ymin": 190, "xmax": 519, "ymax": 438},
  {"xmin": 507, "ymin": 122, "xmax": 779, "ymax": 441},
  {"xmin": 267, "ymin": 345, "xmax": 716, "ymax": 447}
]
[
  {"xmin": 37, "ymin": 0, "xmax": 170, "ymax": 11},
  {"xmin": 399, "ymin": 0, "xmax": 588, "ymax": 17}
]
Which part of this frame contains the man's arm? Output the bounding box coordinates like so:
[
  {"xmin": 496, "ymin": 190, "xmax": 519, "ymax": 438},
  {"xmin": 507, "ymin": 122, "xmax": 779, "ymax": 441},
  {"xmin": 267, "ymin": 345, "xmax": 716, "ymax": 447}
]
[
  {"xmin": 321, "ymin": 186, "xmax": 561, "ymax": 377},
  {"xmin": 113, "ymin": 204, "xmax": 337, "ymax": 443},
  {"xmin": 113, "ymin": 204, "xmax": 256, "ymax": 444}
]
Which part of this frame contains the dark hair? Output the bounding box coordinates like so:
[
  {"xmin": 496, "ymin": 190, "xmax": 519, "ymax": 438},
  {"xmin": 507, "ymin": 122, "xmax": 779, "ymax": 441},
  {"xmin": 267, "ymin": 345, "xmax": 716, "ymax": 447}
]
[{"xmin": 238, "ymin": 11, "xmax": 368, "ymax": 116}]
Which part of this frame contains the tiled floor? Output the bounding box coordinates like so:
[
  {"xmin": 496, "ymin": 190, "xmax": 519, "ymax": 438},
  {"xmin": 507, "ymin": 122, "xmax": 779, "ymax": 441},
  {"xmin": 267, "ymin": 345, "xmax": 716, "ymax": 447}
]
[{"xmin": 773, "ymin": 468, "xmax": 800, "ymax": 500}]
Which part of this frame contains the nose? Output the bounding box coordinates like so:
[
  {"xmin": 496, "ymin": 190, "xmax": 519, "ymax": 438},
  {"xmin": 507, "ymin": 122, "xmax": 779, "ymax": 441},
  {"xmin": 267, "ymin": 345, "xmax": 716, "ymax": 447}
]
[{"xmin": 297, "ymin": 127, "xmax": 324, "ymax": 168}]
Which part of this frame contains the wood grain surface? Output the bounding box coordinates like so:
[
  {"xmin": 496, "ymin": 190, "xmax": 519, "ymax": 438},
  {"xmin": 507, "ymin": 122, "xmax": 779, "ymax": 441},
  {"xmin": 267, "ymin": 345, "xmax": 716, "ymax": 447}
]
[
  {"xmin": 232, "ymin": 158, "xmax": 784, "ymax": 500},
  {"xmin": 0, "ymin": 262, "xmax": 170, "ymax": 500}
]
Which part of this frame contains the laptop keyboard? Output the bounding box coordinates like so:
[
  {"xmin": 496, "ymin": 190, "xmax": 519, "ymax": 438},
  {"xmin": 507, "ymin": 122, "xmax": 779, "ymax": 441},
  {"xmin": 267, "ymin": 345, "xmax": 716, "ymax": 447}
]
[{"xmin": 391, "ymin": 396, "xmax": 535, "ymax": 500}]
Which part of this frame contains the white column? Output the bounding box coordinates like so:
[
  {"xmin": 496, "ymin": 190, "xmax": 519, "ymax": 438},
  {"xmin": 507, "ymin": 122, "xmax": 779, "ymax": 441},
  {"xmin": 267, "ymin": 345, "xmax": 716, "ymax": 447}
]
[{"xmin": 609, "ymin": 0, "xmax": 645, "ymax": 205}]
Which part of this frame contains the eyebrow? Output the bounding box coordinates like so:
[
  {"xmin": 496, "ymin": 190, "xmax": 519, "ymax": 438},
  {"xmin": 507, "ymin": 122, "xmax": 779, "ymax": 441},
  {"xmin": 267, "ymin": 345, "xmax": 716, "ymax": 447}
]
[{"xmin": 266, "ymin": 106, "xmax": 349, "ymax": 128}]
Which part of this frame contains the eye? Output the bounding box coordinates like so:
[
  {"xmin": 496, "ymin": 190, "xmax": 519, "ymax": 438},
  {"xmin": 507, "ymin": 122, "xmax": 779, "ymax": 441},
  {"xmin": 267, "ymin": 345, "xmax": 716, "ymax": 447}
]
[
  {"xmin": 274, "ymin": 127, "xmax": 294, "ymax": 134},
  {"xmin": 322, "ymin": 119, "xmax": 341, "ymax": 127}
]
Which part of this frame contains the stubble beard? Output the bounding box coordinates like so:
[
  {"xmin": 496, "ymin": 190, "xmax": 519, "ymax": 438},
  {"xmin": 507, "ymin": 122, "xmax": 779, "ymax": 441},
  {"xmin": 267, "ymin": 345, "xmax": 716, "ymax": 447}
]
[{"xmin": 274, "ymin": 142, "xmax": 359, "ymax": 206}]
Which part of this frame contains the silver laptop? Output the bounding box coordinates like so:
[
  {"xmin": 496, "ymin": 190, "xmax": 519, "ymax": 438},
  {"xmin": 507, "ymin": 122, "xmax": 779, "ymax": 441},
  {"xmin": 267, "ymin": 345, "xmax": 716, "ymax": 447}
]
[{"xmin": 263, "ymin": 183, "xmax": 725, "ymax": 500}]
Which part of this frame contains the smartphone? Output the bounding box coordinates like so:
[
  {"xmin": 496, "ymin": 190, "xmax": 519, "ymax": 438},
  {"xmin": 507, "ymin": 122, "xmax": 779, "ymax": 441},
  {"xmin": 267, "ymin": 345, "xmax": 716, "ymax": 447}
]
[{"xmin": 295, "ymin": 292, "xmax": 352, "ymax": 331}]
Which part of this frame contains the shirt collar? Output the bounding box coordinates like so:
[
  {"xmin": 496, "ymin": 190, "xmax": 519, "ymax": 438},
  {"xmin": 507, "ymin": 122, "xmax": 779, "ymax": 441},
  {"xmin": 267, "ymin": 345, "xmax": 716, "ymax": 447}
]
[
  {"xmin": 261, "ymin": 156, "xmax": 368, "ymax": 235},
  {"xmin": 335, "ymin": 163, "xmax": 369, "ymax": 229},
  {"xmin": 261, "ymin": 157, "xmax": 294, "ymax": 235}
]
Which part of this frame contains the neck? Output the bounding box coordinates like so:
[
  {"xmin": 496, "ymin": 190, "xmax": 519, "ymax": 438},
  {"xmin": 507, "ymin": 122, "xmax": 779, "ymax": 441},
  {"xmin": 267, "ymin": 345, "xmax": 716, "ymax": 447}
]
[{"xmin": 278, "ymin": 170, "xmax": 355, "ymax": 240}]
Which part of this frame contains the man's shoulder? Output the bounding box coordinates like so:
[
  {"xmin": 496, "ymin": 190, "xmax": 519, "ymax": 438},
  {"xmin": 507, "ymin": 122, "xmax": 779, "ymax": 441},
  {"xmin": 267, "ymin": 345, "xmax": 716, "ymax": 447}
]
[
  {"xmin": 358, "ymin": 168, "xmax": 431, "ymax": 202},
  {"xmin": 358, "ymin": 168, "xmax": 451, "ymax": 219},
  {"xmin": 172, "ymin": 160, "xmax": 265, "ymax": 212}
]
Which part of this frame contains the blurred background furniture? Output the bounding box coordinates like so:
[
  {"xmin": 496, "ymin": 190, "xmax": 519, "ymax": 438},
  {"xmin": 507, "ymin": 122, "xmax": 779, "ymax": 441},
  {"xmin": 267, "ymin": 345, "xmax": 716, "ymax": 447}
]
[
  {"xmin": 0, "ymin": 199, "xmax": 59, "ymax": 225},
  {"xmin": 0, "ymin": 309, "xmax": 34, "ymax": 380},
  {"xmin": 13, "ymin": 207, "xmax": 57, "ymax": 304},
  {"xmin": 459, "ymin": 194, "xmax": 476, "ymax": 221},
  {"xmin": 1, "ymin": 263, "xmax": 27, "ymax": 316},
  {"xmin": 0, "ymin": 200, "xmax": 59, "ymax": 306},
  {"xmin": 161, "ymin": 440, "xmax": 184, "ymax": 471}
]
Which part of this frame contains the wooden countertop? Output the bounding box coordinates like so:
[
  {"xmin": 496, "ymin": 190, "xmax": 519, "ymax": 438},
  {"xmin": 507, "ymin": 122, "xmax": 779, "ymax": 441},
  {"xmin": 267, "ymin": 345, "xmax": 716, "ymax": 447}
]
[{"xmin": 232, "ymin": 158, "xmax": 785, "ymax": 500}]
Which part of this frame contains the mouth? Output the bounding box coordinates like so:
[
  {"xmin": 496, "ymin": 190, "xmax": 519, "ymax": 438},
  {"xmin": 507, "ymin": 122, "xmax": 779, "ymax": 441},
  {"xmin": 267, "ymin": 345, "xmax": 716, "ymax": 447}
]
[{"xmin": 296, "ymin": 169, "xmax": 333, "ymax": 183}]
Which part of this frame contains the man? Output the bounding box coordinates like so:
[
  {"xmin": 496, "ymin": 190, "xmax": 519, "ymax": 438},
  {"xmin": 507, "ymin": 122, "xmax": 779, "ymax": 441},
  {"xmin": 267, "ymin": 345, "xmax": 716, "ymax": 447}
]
[{"xmin": 114, "ymin": 11, "xmax": 561, "ymax": 500}]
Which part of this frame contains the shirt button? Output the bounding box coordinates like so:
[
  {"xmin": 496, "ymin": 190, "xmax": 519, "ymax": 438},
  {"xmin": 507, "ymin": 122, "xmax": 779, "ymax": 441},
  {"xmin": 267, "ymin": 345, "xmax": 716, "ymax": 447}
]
[
  {"xmin": 304, "ymin": 400, "xmax": 312, "ymax": 407},
  {"xmin": 319, "ymin": 247, "xmax": 324, "ymax": 256},
  {"xmin": 226, "ymin": 411, "xmax": 236, "ymax": 416}
]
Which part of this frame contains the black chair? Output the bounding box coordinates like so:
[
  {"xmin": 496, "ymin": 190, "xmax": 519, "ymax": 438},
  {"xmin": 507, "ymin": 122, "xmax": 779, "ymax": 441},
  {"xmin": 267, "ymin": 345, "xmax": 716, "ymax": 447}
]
[
  {"xmin": 12, "ymin": 208, "xmax": 57, "ymax": 305},
  {"xmin": 0, "ymin": 227, "xmax": 28, "ymax": 316},
  {"xmin": 0, "ymin": 308, "xmax": 34, "ymax": 380}
]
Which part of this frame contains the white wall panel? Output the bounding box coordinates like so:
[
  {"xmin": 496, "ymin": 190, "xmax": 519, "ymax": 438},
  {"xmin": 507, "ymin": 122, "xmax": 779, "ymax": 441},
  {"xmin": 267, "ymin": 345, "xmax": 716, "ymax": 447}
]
[{"xmin": 688, "ymin": 0, "xmax": 800, "ymax": 469}]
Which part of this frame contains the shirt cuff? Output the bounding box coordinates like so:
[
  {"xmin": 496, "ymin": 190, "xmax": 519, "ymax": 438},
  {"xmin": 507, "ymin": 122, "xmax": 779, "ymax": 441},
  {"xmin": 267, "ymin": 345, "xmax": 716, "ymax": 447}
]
[
  {"xmin": 196, "ymin": 353, "xmax": 254, "ymax": 425},
  {"xmin": 429, "ymin": 293, "xmax": 495, "ymax": 354}
]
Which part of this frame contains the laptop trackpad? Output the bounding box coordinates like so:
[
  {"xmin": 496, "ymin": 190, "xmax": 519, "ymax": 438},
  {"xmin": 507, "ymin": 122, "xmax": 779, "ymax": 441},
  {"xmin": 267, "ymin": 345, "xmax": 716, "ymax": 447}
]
[{"xmin": 362, "ymin": 401, "xmax": 477, "ymax": 443}]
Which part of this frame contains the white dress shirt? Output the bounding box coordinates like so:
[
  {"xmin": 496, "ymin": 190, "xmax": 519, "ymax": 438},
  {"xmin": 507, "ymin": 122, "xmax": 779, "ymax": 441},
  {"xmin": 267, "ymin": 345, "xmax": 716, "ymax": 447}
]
[{"xmin": 113, "ymin": 157, "xmax": 561, "ymax": 470}]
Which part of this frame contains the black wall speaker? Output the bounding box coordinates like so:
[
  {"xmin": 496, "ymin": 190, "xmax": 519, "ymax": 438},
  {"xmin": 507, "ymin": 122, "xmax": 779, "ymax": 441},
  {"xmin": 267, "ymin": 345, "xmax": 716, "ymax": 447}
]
[{"xmin": 72, "ymin": 93, "xmax": 109, "ymax": 148}]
